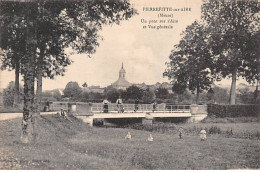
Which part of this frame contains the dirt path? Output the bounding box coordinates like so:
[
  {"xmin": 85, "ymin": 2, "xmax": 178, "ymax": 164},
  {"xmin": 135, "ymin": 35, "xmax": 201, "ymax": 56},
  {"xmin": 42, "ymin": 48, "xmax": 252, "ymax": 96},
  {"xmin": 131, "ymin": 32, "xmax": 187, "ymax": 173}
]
[{"xmin": 0, "ymin": 112, "xmax": 57, "ymax": 121}]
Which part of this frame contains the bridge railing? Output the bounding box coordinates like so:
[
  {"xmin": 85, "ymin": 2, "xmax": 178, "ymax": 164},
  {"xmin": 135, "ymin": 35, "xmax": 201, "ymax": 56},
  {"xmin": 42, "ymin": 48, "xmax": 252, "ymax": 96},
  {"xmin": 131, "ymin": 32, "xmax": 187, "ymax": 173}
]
[
  {"xmin": 50, "ymin": 102, "xmax": 69, "ymax": 111},
  {"xmin": 48, "ymin": 101, "xmax": 191, "ymax": 114},
  {"xmin": 165, "ymin": 105, "xmax": 190, "ymax": 112},
  {"xmin": 91, "ymin": 103, "xmax": 190, "ymax": 113}
]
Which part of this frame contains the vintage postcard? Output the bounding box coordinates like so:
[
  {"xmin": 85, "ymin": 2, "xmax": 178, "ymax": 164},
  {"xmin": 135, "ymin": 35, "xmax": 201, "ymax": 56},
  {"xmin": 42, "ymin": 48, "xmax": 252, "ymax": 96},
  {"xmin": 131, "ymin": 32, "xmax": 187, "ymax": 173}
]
[{"xmin": 0, "ymin": 0, "xmax": 259, "ymax": 170}]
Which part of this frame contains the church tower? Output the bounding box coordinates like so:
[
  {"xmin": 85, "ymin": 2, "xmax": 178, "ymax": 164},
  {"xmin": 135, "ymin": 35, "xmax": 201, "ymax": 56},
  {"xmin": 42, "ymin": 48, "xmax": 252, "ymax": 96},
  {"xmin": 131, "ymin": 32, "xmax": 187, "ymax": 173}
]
[
  {"xmin": 119, "ymin": 63, "xmax": 126, "ymax": 78},
  {"xmin": 112, "ymin": 62, "xmax": 131, "ymax": 90}
]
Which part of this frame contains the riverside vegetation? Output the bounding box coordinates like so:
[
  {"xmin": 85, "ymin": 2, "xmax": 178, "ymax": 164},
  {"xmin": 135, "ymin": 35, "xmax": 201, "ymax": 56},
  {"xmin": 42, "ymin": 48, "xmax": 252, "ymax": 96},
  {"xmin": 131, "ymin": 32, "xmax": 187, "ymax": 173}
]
[{"xmin": 0, "ymin": 114, "xmax": 259, "ymax": 169}]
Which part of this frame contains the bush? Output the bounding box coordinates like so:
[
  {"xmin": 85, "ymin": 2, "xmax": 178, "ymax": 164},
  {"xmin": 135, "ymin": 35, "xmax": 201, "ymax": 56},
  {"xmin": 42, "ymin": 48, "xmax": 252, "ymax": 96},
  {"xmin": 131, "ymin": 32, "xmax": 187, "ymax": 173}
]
[
  {"xmin": 2, "ymin": 81, "xmax": 23, "ymax": 108},
  {"xmin": 124, "ymin": 123, "xmax": 178, "ymax": 134},
  {"xmin": 201, "ymin": 116, "xmax": 259, "ymax": 123},
  {"xmin": 207, "ymin": 104, "xmax": 260, "ymax": 118}
]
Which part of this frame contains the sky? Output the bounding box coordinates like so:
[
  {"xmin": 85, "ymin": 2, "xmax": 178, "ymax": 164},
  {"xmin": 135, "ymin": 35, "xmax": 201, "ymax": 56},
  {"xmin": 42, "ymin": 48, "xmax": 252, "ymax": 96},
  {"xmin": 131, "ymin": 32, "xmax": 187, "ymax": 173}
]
[{"xmin": 0, "ymin": 0, "xmax": 247, "ymax": 91}]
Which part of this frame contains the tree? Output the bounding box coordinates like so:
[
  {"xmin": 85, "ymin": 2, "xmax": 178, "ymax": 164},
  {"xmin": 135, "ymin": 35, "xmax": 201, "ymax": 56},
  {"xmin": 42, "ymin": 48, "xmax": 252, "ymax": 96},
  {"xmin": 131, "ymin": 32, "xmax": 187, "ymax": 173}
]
[
  {"xmin": 212, "ymin": 86, "xmax": 229, "ymax": 104},
  {"xmin": 142, "ymin": 88, "xmax": 155, "ymax": 103},
  {"xmin": 52, "ymin": 89, "xmax": 62, "ymax": 101},
  {"xmin": 125, "ymin": 85, "xmax": 143, "ymax": 100},
  {"xmin": 63, "ymin": 81, "xmax": 82, "ymax": 99},
  {"xmin": 0, "ymin": 12, "xmax": 26, "ymax": 108},
  {"xmin": 164, "ymin": 21, "xmax": 213, "ymax": 104},
  {"xmin": 243, "ymin": 30, "xmax": 260, "ymax": 103},
  {"xmin": 237, "ymin": 87, "xmax": 254, "ymax": 104},
  {"xmin": 202, "ymin": 0, "xmax": 260, "ymax": 104},
  {"xmin": 0, "ymin": 3, "xmax": 29, "ymax": 105},
  {"xmin": 2, "ymin": 81, "xmax": 23, "ymax": 108},
  {"xmin": 80, "ymin": 91, "xmax": 90, "ymax": 102},
  {"xmin": 103, "ymin": 86, "xmax": 120, "ymax": 103},
  {"xmin": 88, "ymin": 92, "xmax": 103, "ymax": 101},
  {"xmin": 171, "ymin": 89, "xmax": 193, "ymax": 104},
  {"xmin": 41, "ymin": 89, "xmax": 61, "ymax": 101},
  {"xmin": 0, "ymin": 0, "xmax": 136, "ymax": 143},
  {"xmin": 42, "ymin": 91, "xmax": 53, "ymax": 98},
  {"xmin": 3, "ymin": 81, "xmax": 15, "ymax": 108},
  {"xmin": 1, "ymin": 53, "xmax": 21, "ymax": 108},
  {"xmin": 155, "ymin": 87, "xmax": 169, "ymax": 99}
]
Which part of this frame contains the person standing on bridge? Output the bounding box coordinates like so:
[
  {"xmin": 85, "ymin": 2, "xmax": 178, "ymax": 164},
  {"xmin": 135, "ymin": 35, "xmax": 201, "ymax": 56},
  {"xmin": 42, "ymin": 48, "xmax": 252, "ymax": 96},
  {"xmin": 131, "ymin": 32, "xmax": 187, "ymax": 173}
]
[
  {"xmin": 134, "ymin": 98, "xmax": 139, "ymax": 112},
  {"xmin": 116, "ymin": 96, "xmax": 124, "ymax": 113},
  {"xmin": 152, "ymin": 101, "xmax": 157, "ymax": 112},
  {"xmin": 103, "ymin": 98, "xmax": 109, "ymax": 113}
]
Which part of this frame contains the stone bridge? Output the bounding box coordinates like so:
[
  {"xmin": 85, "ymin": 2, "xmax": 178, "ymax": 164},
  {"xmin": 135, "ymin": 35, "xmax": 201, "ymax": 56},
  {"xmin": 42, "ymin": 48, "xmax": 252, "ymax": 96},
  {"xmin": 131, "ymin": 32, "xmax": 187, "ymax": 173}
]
[{"xmin": 66, "ymin": 103, "xmax": 208, "ymax": 126}]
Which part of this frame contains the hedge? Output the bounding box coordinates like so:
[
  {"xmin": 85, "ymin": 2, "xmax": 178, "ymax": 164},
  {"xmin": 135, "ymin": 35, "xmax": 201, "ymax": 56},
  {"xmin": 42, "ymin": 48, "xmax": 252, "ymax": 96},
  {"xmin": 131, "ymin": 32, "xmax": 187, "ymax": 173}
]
[{"xmin": 207, "ymin": 104, "xmax": 260, "ymax": 118}]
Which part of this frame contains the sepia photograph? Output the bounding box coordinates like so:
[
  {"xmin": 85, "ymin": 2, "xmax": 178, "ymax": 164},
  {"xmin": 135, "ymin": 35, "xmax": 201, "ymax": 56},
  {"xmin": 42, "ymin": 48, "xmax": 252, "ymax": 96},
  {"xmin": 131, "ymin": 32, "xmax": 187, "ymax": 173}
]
[{"xmin": 0, "ymin": 0, "xmax": 259, "ymax": 170}]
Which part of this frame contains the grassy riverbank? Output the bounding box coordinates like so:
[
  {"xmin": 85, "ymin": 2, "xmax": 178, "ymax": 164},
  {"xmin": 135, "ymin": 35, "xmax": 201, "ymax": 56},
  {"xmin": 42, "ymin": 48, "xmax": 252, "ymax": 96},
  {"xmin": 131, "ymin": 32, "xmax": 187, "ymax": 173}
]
[{"xmin": 0, "ymin": 114, "xmax": 259, "ymax": 169}]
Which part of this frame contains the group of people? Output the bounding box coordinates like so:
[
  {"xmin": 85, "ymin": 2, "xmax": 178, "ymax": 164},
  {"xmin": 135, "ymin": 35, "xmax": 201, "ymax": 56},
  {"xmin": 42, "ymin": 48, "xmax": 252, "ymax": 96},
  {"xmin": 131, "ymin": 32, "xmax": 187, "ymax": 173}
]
[
  {"xmin": 125, "ymin": 129, "xmax": 207, "ymax": 142},
  {"xmin": 102, "ymin": 96, "xmax": 125, "ymax": 113},
  {"xmin": 179, "ymin": 127, "xmax": 207, "ymax": 141},
  {"xmin": 125, "ymin": 132, "xmax": 154, "ymax": 142},
  {"xmin": 102, "ymin": 97, "xmax": 158, "ymax": 113}
]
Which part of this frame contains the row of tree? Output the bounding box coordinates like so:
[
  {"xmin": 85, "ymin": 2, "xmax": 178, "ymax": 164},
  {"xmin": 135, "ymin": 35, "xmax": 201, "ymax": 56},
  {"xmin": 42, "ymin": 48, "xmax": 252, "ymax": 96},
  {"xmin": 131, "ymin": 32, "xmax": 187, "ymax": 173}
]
[
  {"xmin": 164, "ymin": 0, "xmax": 259, "ymax": 104},
  {"xmin": 61, "ymin": 81, "xmax": 257, "ymax": 104},
  {"xmin": 2, "ymin": 80, "xmax": 257, "ymax": 108},
  {"xmin": 63, "ymin": 82, "xmax": 166, "ymax": 103},
  {"xmin": 0, "ymin": 0, "xmax": 136, "ymax": 143}
]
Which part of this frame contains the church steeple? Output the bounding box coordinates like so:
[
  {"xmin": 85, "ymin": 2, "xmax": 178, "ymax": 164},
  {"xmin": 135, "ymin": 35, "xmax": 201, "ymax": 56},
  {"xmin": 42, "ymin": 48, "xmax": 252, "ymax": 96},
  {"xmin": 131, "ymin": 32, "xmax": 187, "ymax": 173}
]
[
  {"xmin": 112, "ymin": 62, "xmax": 131, "ymax": 90},
  {"xmin": 119, "ymin": 62, "xmax": 126, "ymax": 78}
]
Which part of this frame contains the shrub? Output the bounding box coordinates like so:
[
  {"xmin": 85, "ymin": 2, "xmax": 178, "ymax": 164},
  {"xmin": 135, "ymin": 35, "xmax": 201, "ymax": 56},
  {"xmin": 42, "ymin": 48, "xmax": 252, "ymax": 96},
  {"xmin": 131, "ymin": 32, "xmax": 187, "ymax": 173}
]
[
  {"xmin": 206, "ymin": 126, "xmax": 222, "ymax": 134},
  {"xmin": 207, "ymin": 104, "xmax": 259, "ymax": 118},
  {"xmin": 201, "ymin": 116, "xmax": 259, "ymax": 123},
  {"xmin": 124, "ymin": 123, "xmax": 177, "ymax": 134},
  {"xmin": 93, "ymin": 118, "xmax": 104, "ymax": 126}
]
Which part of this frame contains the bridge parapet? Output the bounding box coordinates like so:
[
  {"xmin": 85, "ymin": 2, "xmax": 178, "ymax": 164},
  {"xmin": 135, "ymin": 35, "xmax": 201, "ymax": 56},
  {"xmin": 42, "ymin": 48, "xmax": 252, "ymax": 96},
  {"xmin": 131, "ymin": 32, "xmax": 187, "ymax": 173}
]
[
  {"xmin": 49, "ymin": 101, "xmax": 191, "ymax": 114},
  {"xmin": 68, "ymin": 102, "xmax": 93, "ymax": 116},
  {"xmin": 190, "ymin": 105, "xmax": 207, "ymax": 115},
  {"xmin": 188, "ymin": 105, "xmax": 208, "ymax": 123}
]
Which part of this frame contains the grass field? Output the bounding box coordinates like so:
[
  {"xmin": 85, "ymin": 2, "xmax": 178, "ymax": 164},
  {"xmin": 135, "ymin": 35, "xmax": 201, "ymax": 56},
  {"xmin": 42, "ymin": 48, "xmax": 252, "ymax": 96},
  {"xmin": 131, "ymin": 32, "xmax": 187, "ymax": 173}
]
[{"xmin": 0, "ymin": 114, "xmax": 259, "ymax": 169}]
